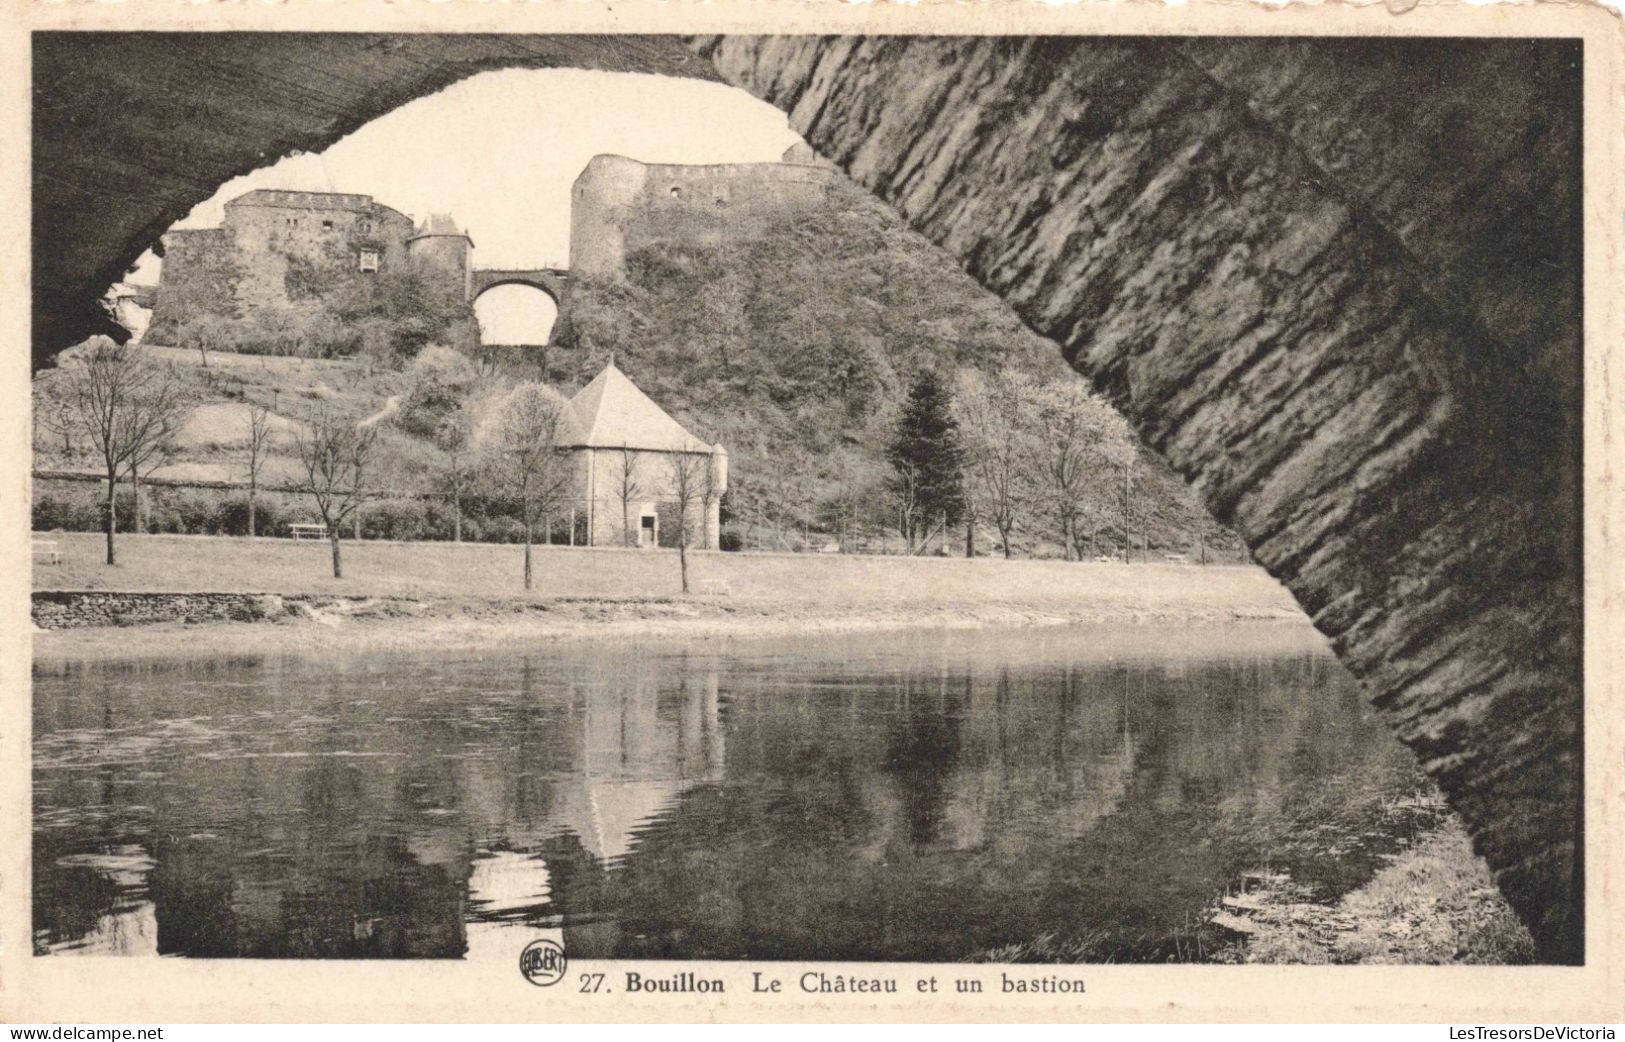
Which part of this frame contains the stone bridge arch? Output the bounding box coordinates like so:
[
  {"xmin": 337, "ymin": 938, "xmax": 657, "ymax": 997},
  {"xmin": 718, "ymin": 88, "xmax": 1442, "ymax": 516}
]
[
  {"xmin": 470, "ymin": 268, "xmax": 570, "ymax": 308},
  {"xmin": 28, "ymin": 31, "xmax": 1589, "ymax": 961}
]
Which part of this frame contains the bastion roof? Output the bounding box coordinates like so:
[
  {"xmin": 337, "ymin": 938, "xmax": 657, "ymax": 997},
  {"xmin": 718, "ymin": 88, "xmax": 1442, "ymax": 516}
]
[{"xmin": 560, "ymin": 362, "xmax": 714, "ymax": 454}]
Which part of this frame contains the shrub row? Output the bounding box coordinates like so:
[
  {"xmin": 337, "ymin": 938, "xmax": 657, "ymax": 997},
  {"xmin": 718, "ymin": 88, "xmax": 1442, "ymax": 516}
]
[
  {"xmin": 31, "ymin": 488, "xmax": 597, "ymax": 546},
  {"xmin": 33, "ymin": 490, "xmax": 291, "ymax": 537}
]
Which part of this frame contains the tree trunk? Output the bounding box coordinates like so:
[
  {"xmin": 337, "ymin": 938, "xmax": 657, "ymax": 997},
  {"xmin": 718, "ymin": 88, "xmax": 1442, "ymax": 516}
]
[
  {"xmin": 353, "ymin": 511, "xmax": 362, "ymax": 541},
  {"xmin": 1122, "ymin": 460, "xmax": 1132, "ymax": 563},
  {"xmin": 248, "ymin": 487, "xmax": 257, "ymax": 538},
  {"xmin": 132, "ymin": 472, "xmax": 144, "ymax": 534},
  {"xmin": 103, "ymin": 476, "xmax": 117, "ymax": 566},
  {"xmin": 678, "ymin": 538, "xmax": 689, "ymax": 593},
  {"xmin": 329, "ymin": 532, "xmax": 343, "ymax": 579},
  {"xmin": 623, "ymin": 502, "xmax": 632, "ymax": 548},
  {"xmin": 1000, "ymin": 525, "xmax": 1012, "ymax": 559},
  {"xmin": 453, "ymin": 486, "xmax": 462, "ymax": 543},
  {"xmin": 523, "ymin": 523, "xmax": 534, "ymax": 591},
  {"xmin": 965, "ymin": 517, "xmax": 975, "ymax": 558}
]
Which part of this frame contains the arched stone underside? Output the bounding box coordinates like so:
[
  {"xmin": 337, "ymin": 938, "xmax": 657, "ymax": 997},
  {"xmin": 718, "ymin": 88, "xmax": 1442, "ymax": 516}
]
[{"xmin": 30, "ymin": 33, "xmax": 1582, "ymax": 961}]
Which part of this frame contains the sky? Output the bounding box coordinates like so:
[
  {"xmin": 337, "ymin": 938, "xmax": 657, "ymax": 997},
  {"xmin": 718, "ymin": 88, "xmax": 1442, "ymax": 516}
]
[{"xmin": 130, "ymin": 68, "xmax": 805, "ymax": 285}]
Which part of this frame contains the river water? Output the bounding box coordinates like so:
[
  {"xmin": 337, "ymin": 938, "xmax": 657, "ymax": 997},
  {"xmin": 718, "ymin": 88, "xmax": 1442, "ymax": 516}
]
[{"xmin": 32, "ymin": 623, "xmax": 1428, "ymax": 961}]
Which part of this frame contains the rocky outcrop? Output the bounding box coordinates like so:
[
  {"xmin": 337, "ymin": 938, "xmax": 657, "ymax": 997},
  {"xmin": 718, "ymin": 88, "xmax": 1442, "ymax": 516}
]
[
  {"xmin": 29, "ymin": 34, "xmax": 1584, "ymax": 960},
  {"xmin": 694, "ymin": 36, "xmax": 1583, "ymax": 961}
]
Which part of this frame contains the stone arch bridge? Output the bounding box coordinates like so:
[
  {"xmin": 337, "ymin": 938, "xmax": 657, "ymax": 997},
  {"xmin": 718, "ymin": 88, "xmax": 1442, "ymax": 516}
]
[
  {"xmin": 30, "ymin": 32, "xmax": 1589, "ymax": 961},
  {"xmin": 470, "ymin": 267, "xmax": 570, "ymax": 307}
]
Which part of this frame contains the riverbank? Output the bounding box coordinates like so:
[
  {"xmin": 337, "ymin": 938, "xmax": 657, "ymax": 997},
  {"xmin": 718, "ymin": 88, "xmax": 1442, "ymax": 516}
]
[
  {"xmin": 32, "ymin": 532, "xmax": 1305, "ymax": 662},
  {"xmin": 971, "ymin": 809, "xmax": 1534, "ymax": 966},
  {"xmin": 1209, "ymin": 814, "xmax": 1534, "ymax": 964},
  {"xmin": 32, "ymin": 588, "xmax": 1314, "ymax": 664}
]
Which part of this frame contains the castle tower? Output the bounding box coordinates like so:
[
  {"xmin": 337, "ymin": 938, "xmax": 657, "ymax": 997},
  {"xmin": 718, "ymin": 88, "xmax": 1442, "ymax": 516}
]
[{"xmin": 407, "ymin": 213, "xmax": 474, "ymax": 300}]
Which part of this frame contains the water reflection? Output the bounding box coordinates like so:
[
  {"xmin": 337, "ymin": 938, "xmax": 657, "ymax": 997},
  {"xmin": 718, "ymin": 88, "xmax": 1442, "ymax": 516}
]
[{"xmin": 33, "ymin": 625, "xmax": 1420, "ymax": 961}]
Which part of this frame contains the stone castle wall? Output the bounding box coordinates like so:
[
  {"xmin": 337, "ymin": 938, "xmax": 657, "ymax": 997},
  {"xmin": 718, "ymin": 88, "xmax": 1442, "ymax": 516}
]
[
  {"xmin": 148, "ymin": 228, "xmax": 238, "ymax": 338},
  {"xmin": 32, "ymin": 590, "xmax": 294, "ymax": 629},
  {"xmin": 569, "ymin": 152, "xmax": 838, "ymax": 277},
  {"xmin": 149, "ymin": 191, "xmax": 432, "ymax": 337}
]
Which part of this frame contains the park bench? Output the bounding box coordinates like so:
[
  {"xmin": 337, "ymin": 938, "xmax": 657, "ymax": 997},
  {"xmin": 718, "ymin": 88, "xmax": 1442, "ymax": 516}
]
[
  {"xmin": 694, "ymin": 579, "xmax": 732, "ymax": 596},
  {"xmin": 288, "ymin": 523, "xmax": 328, "ymax": 541},
  {"xmin": 32, "ymin": 539, "xmax": 61, "ymax": 565}
]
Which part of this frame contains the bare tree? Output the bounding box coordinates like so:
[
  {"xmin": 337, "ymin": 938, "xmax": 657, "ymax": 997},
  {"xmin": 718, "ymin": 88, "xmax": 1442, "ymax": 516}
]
[
  {"xmin": 125, "ymin": 414, "xmax": 180, "ymax": 534},
  {"xmin": 956, "ymin": 371, "xmax": 1030, "ymax": 559},
  {"xmin": 33, "ymin": 378, "xmax": 81, "ymax": 458},
  {"xmin": 1026, "ymin": 380, "xmax": 1128, "ymax": 562},
  {"xmin": 245, "ymin": 402, "xmax": 273, "ymax": 537},
  {"xmin": 666, "ymin": 446, "xmax": 712, "ymax": 593},
  {"xmin": 445, "ymin": 445, "xmax": 470, "ymax": 543},
  {"xmin": 180, "ymin": 313, "xmax": 232, "ymax": 369},
  {"xmin": 293, "ymin": 407, "xmax": 380, "ymax": 579},
  {"xmin": 1102, "ymin": 438, "xmax": 1138, "ymax": 562},
  {"xmin": 490, "ymin": 383, "xmax": 573, "ymax": 591},
  {"xmin": 614, "ymin": 444, "xmax": 645, "ymax": 548},
  {"xmin": 59, "ymin": 337, "xmax": 191, "ymax": 565},
  {"xmin": 434, "ymin": 405, "xmax": 476, "ymax": 543}
]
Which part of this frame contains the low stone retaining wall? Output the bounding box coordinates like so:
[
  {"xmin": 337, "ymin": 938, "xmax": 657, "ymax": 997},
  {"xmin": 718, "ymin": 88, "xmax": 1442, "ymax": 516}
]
[{"xmin": 32, "ymin": 591, "xmax": 295, "ymax": 629}]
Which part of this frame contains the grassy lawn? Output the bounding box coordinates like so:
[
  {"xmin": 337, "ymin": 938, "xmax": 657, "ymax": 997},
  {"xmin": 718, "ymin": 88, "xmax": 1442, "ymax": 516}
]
[{"xmin": 33, "ymin": 532, "xmax": 1295, "ymax": 611}]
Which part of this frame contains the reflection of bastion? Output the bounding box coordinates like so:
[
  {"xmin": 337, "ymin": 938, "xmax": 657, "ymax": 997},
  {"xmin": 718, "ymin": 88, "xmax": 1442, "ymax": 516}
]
[{"xmin": 569, "ymin": 144, "xmax": 840, "ymax": 278}]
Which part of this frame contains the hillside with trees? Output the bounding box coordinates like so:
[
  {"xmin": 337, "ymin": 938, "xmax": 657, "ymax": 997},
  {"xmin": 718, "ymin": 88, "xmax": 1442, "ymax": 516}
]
[
  {"xmin": 558, "ymin": 177, "xmax": 1240, "ymax": 559},
  {"xmin": 34, "ymin": 179, "xmax": 1242, "ymax": 562}
]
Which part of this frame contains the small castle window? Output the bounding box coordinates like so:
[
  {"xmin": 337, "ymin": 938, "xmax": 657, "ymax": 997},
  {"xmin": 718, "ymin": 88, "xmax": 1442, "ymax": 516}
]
[
  {"xmin": 321, "ymin": 220, "xmax": 334, "ymax": 230},
  {"xmin": 358, "ymin": 250, "xmax": 380, "ymax": 273},
  {"xmin": 669, "ymin": 186, "xmax": 682, "ymax": 198},
  {"xmin": 358, "ymin": 219, "xmax": 372, "ymax": 232}
]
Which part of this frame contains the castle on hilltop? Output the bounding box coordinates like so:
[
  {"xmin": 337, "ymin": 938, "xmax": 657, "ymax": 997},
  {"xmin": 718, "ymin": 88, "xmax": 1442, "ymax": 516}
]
[
  {"xmin": 148, "ymin": 189, "xmax": 481, "ymax": 337},
  {"xmin": 148, "ymin": 143, "xmax": 839, "ymax": 345},
  {"xmin": 568, "ymin": 142, "xmax": 839, "ymax": 277}
]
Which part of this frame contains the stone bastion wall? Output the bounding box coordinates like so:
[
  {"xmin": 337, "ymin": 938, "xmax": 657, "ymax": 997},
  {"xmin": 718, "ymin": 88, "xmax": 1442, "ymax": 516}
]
[{"xmin": 569, "ymin": 152, "xmax": 839, "ymax": 278}]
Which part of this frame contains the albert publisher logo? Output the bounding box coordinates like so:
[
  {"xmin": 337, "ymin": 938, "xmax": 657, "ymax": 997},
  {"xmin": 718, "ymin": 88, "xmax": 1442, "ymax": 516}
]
[{"xmin": 519, "ymin": 939, "xmax": 567, "ymax": 987}]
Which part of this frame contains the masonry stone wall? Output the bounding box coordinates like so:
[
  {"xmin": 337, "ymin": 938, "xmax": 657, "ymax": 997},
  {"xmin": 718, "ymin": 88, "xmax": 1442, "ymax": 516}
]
[
  {"xmin": 147, "ymin": 228, "xmax": 239, "ymax": 340},
  {"xmin": 32, "ymin": 591, "xmax": 294, "ymax": 629},
  {"xmin": 569, "ymin": 153, "xmax": 838, "ymax": 277},
  {"xmin": 148, "ymin": 191, "xmax": 424, "ymax": 338}
]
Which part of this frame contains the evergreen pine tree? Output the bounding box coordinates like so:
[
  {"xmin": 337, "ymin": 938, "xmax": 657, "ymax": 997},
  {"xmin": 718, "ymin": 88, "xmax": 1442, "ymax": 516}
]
[{"xmin": 887, "ymin": 370, "xmax": 967, "ymax": 549}]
